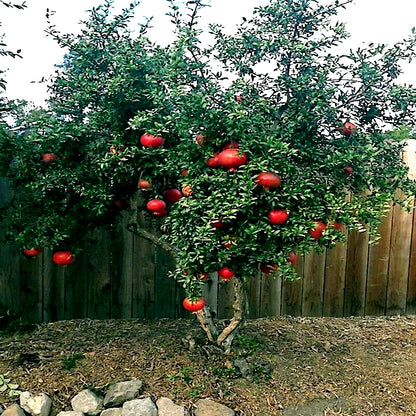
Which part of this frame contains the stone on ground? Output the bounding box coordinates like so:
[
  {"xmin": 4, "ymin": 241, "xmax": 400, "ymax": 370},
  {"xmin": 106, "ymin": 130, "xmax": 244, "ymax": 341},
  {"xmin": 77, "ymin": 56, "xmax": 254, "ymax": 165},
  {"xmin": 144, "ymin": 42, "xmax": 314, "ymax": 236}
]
[
  {"xmin": 193, "ymin": 399, "xmax": 235, "ymax": 416},
  {"xmin": 20, "ymin": 392, "xmax": 52, "ymax": 416},
  {"xmin": 122, "ymin": 398, "xmax": 157, "ymax": 416},
  {"xmin": 156, "ymin": 397, "xmax": 189, "ymax": 416},
  {"xmin": 71, "ymin": 389, "xmax": 103, "ymax": 415},
  {"xmin": 1, "ymin": 404, "xmax": 25, "ymax": 416},
  {"xmin": 103, "ymin": 379, "xmax": 143, "ymax": 408}
]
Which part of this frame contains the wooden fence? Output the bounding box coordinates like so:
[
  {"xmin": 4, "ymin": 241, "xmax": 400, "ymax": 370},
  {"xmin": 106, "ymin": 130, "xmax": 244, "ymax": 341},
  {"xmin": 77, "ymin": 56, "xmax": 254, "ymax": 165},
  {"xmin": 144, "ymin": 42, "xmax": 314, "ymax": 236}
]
[{"xmin": 1, "ymin": 141, "xmax": 416, "ymax": 323}]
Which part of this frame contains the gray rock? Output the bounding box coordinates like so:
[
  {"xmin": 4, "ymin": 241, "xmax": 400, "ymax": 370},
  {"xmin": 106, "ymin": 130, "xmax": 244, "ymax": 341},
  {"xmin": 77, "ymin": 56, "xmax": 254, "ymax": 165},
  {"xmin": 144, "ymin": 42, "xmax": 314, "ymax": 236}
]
[
  {"xmin": 1, "ymin": 404, "xmax": 26, "ymax": 416},
  {"xmin": 156, "ymin": 397, "xmax": 188, "ymax": 416},
  {"xmin": 234, "ymin": 358, "xmax": 251, "ymax": 378},
  {"xmin": 56, "ymin": 412, "xmax": 84, "ymax": 416},
  {"xmin": 122, "ymin": 398, "xmax": 157, "ymax": 416},
  {"xmin": 103, "ymin": 380, "xmax": 143, "ymax": 408},
  {"xmin": 101, "ymin": 409, "xmax": 123, "ymax": 416},
  {"xmin": 193, "ymin": 399, "xmax": 235, "ymax": 416},
  {"xmin": 71, "ymin": 390, "xmax": 103, "ymax": 415},
  {"xmin": 20, "ymin": 392, "xmax": 52, "ymax": 416}
]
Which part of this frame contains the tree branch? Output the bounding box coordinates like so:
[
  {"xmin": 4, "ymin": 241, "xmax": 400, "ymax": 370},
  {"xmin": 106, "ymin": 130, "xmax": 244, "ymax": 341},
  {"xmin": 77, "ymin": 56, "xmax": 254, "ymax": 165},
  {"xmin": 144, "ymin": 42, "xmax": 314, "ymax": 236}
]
[
  {"xmin": 196, "ymin": 305, "xmax": 218, "ymax": 343},
  {"xmin": 126, "ymin": 222, "xmax": 177, "ymax": 257}
]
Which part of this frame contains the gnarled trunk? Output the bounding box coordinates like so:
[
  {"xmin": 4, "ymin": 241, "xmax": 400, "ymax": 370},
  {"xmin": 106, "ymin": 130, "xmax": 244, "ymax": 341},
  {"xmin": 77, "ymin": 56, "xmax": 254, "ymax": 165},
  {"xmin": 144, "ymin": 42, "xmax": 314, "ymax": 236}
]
[{"xmin": 197, "ymin": 277, "xmax": 247, "ymax": 353}]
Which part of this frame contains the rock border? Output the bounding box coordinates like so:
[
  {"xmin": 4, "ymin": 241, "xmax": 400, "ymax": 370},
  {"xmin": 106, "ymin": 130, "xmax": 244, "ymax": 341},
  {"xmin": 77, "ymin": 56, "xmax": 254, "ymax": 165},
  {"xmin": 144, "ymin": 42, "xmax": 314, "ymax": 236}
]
[{"xmin": 1, "ymin": 380, "xmax": 235, "ymax": 416}]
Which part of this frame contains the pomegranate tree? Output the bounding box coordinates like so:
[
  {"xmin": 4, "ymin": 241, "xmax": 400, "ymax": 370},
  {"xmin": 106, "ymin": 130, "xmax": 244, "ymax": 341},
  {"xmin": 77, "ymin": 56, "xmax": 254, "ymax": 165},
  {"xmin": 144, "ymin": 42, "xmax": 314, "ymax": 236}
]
[{"xmin": 1, "ymin": 0, "xmax": 416, "ymax": 352}]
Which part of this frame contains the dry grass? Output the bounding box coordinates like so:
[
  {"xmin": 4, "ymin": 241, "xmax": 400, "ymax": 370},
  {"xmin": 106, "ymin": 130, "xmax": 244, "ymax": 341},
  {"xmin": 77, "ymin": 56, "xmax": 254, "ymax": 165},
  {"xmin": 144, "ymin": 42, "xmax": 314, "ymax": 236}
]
[{"xmin": 1, "ymin": 316, "xmax": 416, "ymax": 415}]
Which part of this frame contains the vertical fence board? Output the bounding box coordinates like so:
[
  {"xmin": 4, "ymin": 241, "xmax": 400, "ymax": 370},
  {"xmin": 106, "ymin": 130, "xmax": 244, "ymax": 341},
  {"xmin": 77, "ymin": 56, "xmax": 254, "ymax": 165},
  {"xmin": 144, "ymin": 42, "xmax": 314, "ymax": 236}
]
[
  {"xmin": 246, "ymin": 275, "xmax": 261, "ymax": 319},
  {"xmin": 259, "ymin": 273, "xmax": 282, "ymax": 317},
  {"xmin": 154, "ymin": 247, "xmax": 176, "ymax": 318},
  {"xmin": 323, "ymin": 238, "xmax": 348, "ymax": 317},
  {"xmin": 20, "ymin": 254, "xmax": 43, "ymax": 323},
  {"xmin": 302, "ymin": 249, "xmax": 326, "ymax": 316},
  {"xmin": 87, "ymin": 231, "xmax": 111, "ymax": 319},
  {"xmin": 386, "ymin": 199, "xmax": 413, "ymax": 315},
  {"xmin": 407, "ymin": 207, "xmax": 416, "ymax": 314},
  {"xmin": 344, "ymin": 230, "xmax": 369, "ymax": 316},
  {"xmin": 0, "ymin": 179, "xmax": 20, "ymax": 315},
  {"xmin": 282, "ymin": 256, "xmax": 304, "ymax": 316},
  {"xmin": 366, "ymin": 210, "xmax": 393, "ymax": 315},
  {"xmin": 217, "ymin": 280, "xmax": 235, "ymax": 319}
]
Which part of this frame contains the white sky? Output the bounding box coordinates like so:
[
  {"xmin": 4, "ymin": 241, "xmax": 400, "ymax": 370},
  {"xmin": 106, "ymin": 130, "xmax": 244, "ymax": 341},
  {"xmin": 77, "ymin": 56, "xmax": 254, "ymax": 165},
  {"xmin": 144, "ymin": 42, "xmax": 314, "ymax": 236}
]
[{"xmin": 1, "ymin": 0, "xmax": 416, "ymax": 106}]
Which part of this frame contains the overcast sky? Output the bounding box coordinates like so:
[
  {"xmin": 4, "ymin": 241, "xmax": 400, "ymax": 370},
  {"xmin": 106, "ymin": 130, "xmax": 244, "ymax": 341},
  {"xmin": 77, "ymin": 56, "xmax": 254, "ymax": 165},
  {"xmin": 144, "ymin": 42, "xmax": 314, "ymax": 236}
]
[{"xmin": 2, "ymin": 0, "xmax": 416, "ymax": 106}]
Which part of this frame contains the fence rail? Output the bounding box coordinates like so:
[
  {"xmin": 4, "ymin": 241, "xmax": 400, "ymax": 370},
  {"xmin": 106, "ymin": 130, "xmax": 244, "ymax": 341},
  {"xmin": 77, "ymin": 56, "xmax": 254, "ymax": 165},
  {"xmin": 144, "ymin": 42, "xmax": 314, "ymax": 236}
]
[{"xmin": 1, "ymin": 141, "xmax": 416, "ymax": 323}]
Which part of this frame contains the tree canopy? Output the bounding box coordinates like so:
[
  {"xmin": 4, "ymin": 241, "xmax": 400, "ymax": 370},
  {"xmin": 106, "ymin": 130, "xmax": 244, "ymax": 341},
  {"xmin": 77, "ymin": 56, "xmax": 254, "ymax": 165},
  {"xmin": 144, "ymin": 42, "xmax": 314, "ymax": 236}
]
[{"xmin": 1, "ymin": 0, "xmax": 416, "ymax": 349}]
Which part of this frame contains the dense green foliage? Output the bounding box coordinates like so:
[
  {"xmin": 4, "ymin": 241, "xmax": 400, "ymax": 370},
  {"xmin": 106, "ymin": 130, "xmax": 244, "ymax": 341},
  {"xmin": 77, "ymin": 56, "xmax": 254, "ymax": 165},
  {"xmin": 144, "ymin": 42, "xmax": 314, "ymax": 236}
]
[{"xmin": 1, "ymin": 0, "xmax": 416, "ymax": 302}]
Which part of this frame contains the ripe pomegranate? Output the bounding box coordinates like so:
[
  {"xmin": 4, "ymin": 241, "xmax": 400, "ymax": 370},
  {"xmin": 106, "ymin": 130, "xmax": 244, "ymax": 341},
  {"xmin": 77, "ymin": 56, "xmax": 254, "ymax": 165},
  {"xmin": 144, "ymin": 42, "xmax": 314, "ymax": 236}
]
[
  {"xmin": 41, "ymin": 153, "xmax": 57, "ymax": 163},
  {"xmin": 256, "ymin": 172, "xmax": 281, "ymax": 189},
  {"xmin": 217, "ymin": 148, "xmax": 247, "ymax": 170},
  {"xmin": 196, "ymin": 134, "xmax": 205, "ymax": 145},
  {"xmin": 206, "ymin": 154, "xmax": 220, "ymax": 168},
  {"xmin": 138, "ymin": 179, "xmax": 152, "ymax": 190},
  {"xmin": 211, "ymin": 220, "xmax": 225, "ymax": 228},
  {"xmin": 153, "ymin": 209, "xmax": 168, "ymax": 218},
  {"xmin": 269, "ymin": 209, "xmax": 289, "ymax": 225},
  {"xmin": 288, "ymin": 252, "xmax": 297, "ymax": 264},
  {"xmin": 52, "ymin": 251, "xmax": 75, "ymax": 266},
  {"xmin": 260, "ymin": 263, "xmax": 279, "ymax": 274},
  {"xmin": 181, "ymin": 169, "xmax": 188, "ymax": 176},
  {"xmin": 163, "ymin": 189, "xmax": 182, "ymax": 202},
  {"xmin": 23, "ymin": 247, "xmax": 42, "ymax": 257},
  {"xmin": 343, "ymin": 122, "xmax": 356, "ymax": 136},
  {"xmin": 309, "ymin": 221, "xmax": 327, "ymax": 239},
  {"xmin": 199, "ymin": 272, "xmax": 210, "ymax": 281},
  {"xmin": 140, "ymin": 133, "xmax": 164, "ymax": 148},
  {"xmin": 146, "ymin": 199, "xmax": 166, "ymax": 212},
  {"xmin": 182, "ymin": 185, "xmax": 192, "ymax": 196},
  {"xmin": 343, "ymin": 167, "xmax": 353, "ymax": 175},
  {"xmin": 218, "ymin": 266, "xmax": 235, "ymax": 281},
  {"xmin": 182, "ymin": 297, "xmax": 205, "ymax": 313},
  {"xmin": 332, "ymin": 222, "xmax": 343, "ymax": 230}
]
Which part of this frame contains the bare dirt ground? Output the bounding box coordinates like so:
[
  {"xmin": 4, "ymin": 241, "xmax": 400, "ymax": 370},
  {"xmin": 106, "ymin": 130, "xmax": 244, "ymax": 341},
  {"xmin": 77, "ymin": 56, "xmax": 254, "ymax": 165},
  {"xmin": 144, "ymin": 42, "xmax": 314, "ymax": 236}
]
[{"xmin": 1, "ymin": 315, "xmax": 416, "ymax": 415}]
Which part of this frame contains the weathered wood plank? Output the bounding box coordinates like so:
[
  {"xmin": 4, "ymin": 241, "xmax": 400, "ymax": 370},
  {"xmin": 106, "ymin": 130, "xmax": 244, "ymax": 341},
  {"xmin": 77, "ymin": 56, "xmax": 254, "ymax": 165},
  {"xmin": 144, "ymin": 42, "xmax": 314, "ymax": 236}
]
[
  {"xmin": 366, "ymin": 210, "xmax": 393, "ymax": 315},
  {"xmin": 386, "ymin": 198, "xmax": 413, "ymax": 315},
  {"xmin": 246, "ymin": 274, "xmax": 261, "ymax": 319},
  {"xmin": 217, "ymin": 279, "xmax": 235, "ymax": 319},
  {"xmin": 110, "ymin": 213, "xmax": 134, "ymax": 319},
  {"xmin": 323, "ymin": 237, "xmax": 348, "ymax": 317},
  {"xmin": 259, "ymin": 273, "xmax": 282, "ymax": 317},
  {"xmin": 86, "ymin": 231, "xmax": 111, "ymax": 319},
  {"xmin": 282, "ymin": 255, "xmax": 304, "ymax": 316},
  {"xmin": 154, "ymin": 246, "xmax": 176, "ymax": 318},
  {"xmin": 302, "ymin": 249, "xmax": 326, "ymax": 317},
  {"xmin": 0, "ymin": 179, "xmax": 20, "ymax": 315},
  {"xmin": 344, "ymin": 230, "xmax": 369, "ymax": 316},
  {"xmin": 132, "ymin": 213, "xmax": 156, "ymax": 318},
  {"xmin": 20, "ymin": 253, "xmax": 43, "ymax": 323},
  {"xmin": 407, "ymin": 206, "xmax": 416, "ymax": 314}
]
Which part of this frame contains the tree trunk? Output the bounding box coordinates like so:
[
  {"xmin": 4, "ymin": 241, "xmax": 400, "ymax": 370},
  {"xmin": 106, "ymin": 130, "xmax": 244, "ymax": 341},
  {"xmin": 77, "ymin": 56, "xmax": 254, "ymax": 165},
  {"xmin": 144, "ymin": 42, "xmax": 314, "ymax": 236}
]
[{"xmin": 196, "ymin": 277, "xmax": 247, "ymax": 353}]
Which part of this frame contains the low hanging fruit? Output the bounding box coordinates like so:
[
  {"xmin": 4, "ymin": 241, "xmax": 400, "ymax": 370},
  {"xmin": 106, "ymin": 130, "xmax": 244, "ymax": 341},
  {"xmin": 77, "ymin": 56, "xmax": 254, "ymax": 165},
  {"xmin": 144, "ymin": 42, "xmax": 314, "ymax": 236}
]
[
  {"xmin": 41, "ymin": 153, "xmax": 57, "ymax": 163},
  {"xmin": 217, "ymin": 148, "xmax": 247, "ymax": 170},
  {"xmin": 309, "ymin": 221, "xmax": 327, "ymax": 239},
  {"xmin": 343, "ymin": 122, "xmax": 356, "ymax": 136},
  {"xmin": 182, "ymin": 185, "xmax": 192, "ymax": 196},
  {"xmin": 206, "ymin": 154, "xmax": 220, "ymax": 168},
  {"xmin": 52, "ymin": 251, "xmax": 75, "ymax": 265},
  {"xmin": 256, "ymin": 172, "xmax": 281, "ymax": 189},
  {"xmin": 138, "ymin": 179, "xmax": 152, "ymax": 190},
  {"xmin": 268, "ymin": 209, "xmax": 289, "ymax": 224},
  {"xmin": 218, "ymin": 266, "xmax": 235, "ymax": 281},
  {"xmin": 211, "ymin": 220, "xmax": 225, "ymax": 228},
  {"xmin": 23, "ymin": 247, "xmax": 42, "ymax": 257},
  {"xmin": 260, "ymin": 263, "xmax": 278, "ymax": 274},
  {"xmin": 140, "ymin": 133, "xmax": 165, "ymax": 148},
  {"xmin": 146, "ymin": 199, "xmax": 166, "ymax": 212},
  {"xmin": 343, "ymin": 166, "xmax": 353, "ymax": 175},
  {"xmin": 163, "ymin": 189, "xmax": 182, "ymax": 202},
  {"xmin": 182, "ymin": 297, "xmax": 206, "ymax": 313},
  {"xmin": 288, "ymin": 252, "xmax": 297, "ymax": 264}
]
